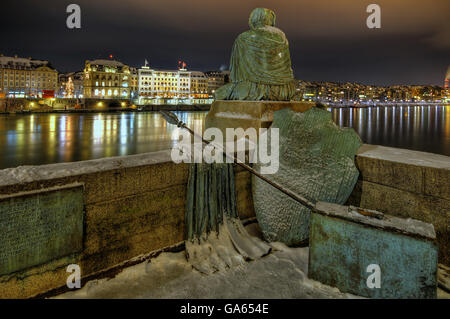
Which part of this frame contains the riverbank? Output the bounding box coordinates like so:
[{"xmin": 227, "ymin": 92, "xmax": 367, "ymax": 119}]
[
  {"xmin": 2, "ymin": 98, "xmax": 448, "ymax": 114},
  {"xmin": 0, "ymin": 97, "xmax": 211, "ymax": 114},
  {"xmin": 324, "ymin": 102, "xmax": 448, "ymax": 108},
  {"xmin": 0, "ymin": 105, "xmax": 211, "ymax": 115}
]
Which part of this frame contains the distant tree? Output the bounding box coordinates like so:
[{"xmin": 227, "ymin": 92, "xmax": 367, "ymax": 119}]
[{"xmin": 66, "ymin": 77, "xmax": 74, "ymax": 98}]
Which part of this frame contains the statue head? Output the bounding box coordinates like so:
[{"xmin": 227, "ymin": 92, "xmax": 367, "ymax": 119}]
[{"xmin": 248, "ymin": 8, "xmax": 276, "ymax": 30}]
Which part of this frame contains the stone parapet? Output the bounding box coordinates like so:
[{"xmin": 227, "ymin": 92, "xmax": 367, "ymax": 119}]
[{"xmin": 347, "ymin": 144, "xmax": 450, "ymax": 266}]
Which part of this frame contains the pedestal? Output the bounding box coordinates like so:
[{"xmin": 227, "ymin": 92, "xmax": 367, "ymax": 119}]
[{"xmin": 204, "ymin": 100, "xmax": 315, "ymax": 132}]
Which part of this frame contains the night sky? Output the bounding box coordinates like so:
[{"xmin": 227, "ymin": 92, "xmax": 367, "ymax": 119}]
[{"xmin": 1, "ymin": 0, "xmax": 449, "ymax": 86}]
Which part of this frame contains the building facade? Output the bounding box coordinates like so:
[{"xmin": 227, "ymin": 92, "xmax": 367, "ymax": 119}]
[
  {"xmin": 137, "ymin": 65, "xmax": 209, "ymax": 103},
  {"xmin": 297, "ymin": 80, "xmax": 446, "ymax": 104},
  {"xmin": 83, "ymin": 59, "xmax": 132, "ymax": 99},
  {"xmin": 444, "ymin": 66, "xmax": 450, "ymax": 102},
  {"xmin": 204, "ymin": 70, "xmax": 230, "ymax": 95},
  {"xmin": 0, "ymin": 55, "xmax": 58, "ymax": 98},
  {"xmin": 130, "ymin": 67, "xmax": 139, "ymax": 99},
  {"xmin": 189, "ymin": 71, "xmax": 209, "ymax": 98}
]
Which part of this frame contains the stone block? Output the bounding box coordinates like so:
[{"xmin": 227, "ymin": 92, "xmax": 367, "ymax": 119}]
[
  {"xmin": 355, "ymin": 144, "xmax": 450, "ymax": 198},
  {"xmin": 84, "ymin": 186, "xmax": 186, "ymax": 255},
  {"xmin": 205, "ymin": 100, "xmax": 314, "ymax": 134},
  {"xmin": 424, "ymin": 166, "xmax": 450, "ymax": 200},
  {"xmin": 309, "ymin": 202, "xmax": 438, "ymax": 299},
  {"xmin": 0, "ymin": 184, "xmax": 84, "ymax": 276},
  {"xmin": 357, "ymin": 180, "xmax": 450, "ymax": 266}
]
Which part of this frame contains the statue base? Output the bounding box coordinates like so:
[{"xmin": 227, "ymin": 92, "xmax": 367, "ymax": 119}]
[{"xmin": 205, "ymin": 100, "xmax": 315, "ymax": 133}]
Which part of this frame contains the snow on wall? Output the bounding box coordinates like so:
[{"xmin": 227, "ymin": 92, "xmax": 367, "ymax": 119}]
[{"xmin": 0, "ymin": 150, "xmax": 173, "ymax": 187}]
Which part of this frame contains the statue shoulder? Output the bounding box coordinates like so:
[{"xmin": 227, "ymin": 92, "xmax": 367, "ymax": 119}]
[
  {"xmin": 236, "ymin": 30, "xmax": 257, "ymax": 41},
  {"xmin": 259, "ymin": 26, "xmax": 287, "ymax": 40}
]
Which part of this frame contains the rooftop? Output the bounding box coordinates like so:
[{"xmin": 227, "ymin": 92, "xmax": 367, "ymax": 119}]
[
  {"xmin": 88, "ymin": 59, "xmax": 126, "ymax": 67},
  {"xmin": 0, "ymin": 55, "xmax": 52, "ymax": 70}
]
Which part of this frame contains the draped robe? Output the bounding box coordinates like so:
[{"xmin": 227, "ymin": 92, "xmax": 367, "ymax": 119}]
[{"xmin": 216, "ymin": 18, "xmax": 297, "ymax": 101}]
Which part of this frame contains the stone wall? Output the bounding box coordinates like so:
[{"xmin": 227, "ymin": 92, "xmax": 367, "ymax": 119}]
[
  {"xmin": 0, "ymin": 151, "xmax": 253, "ymax": 298},
  {"xmin": 347, "ymin": 144, "xmax": 449, "ymax": 266},
  {"xmin": 0, "ymin": 144, "xmax": 448, "ymax": 298}
]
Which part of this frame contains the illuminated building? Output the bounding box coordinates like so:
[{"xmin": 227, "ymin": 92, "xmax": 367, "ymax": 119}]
[
  {"xmin": 0, "ymin": 54, "xmax": 58, "ymax": 98},
  {"xmin": 204, "ymin": 70, "xmax": 230, "ymax": 95},
  {"xmin": 444, "ymin": 66, "xmax": 450, "ymax": 102},
  {"xmin": 138, "ymin": 66, "xmax": 190, "ymax": 99},
  {"xmin": 296, "ymin": 80, "xmax": 446, "ymax": 105},
  {"xmin": 83, "ymin": 59, "xmax": 132, "ymax": 99},
  {"xmin": 130, "ymin": 67, "xmax": 139, "ymax": 99},
  {"xmin": 137, "ymin": 62, "xmax": 210, "ymax": 103},
  {"xmin": 189, "ymin": 71, "xmax": 209, "ymax": 98}
]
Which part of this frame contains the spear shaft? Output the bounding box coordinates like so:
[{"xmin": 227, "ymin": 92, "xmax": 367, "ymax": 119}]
[{"xmin": 160, "ymin": 111, "xmax": 317, "ymax": 211}]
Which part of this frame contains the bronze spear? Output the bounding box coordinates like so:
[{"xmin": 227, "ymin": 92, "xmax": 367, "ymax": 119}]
[{"xmin": 159, "ymin": 110, "xmax": 317, "ymax": 211}]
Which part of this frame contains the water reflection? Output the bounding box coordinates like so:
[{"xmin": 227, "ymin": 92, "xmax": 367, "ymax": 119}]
[
  {"xmin": 328, "ymin": 105, "xmax": 450, "ymax": 156},
  {"xmin": 0, "ymin": 106, "xmax": 449, "ymax": 169},
  {"xmin": 0, "ymin": 111, "xmax": 206, "ymax": 169}
]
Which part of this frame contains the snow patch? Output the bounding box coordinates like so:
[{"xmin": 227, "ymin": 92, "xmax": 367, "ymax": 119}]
[
  {"xmin": 55, "ymin": 240, "xmax": 360, "ymax": 299},
  {"xmin": 215, "ymin": 112, "xmax": 256, "ymax": 120}
]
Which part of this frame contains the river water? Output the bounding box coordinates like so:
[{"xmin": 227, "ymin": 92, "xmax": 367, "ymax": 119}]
[{"xmin": 0, "ymin": 105, "xmax": 449, "ymax": 169}]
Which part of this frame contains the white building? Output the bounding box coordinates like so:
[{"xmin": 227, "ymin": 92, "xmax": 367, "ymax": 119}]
[{"xmin": 137, "ymin": 63, "xmax": 210, "ymax": 104}]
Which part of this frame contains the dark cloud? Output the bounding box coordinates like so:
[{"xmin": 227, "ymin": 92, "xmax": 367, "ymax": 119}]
[{"xmin": 1, "ymin": 0, "xmax": 448, "ymax": 85}]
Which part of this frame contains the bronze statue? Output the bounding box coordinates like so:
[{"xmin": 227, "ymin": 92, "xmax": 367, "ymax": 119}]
[{"xmin": 215, "ymin": 8, "xmax": 297, "ymax": 101}]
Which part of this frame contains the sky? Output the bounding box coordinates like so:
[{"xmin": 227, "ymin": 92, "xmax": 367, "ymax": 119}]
[{"xmin": 0, "ymin": 0, "xmax": 449, "ymax": 86}]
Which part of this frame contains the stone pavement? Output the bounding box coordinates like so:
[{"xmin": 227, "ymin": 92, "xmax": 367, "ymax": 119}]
[{"xmin": 55, "ymin": 223, "xmax": 449, "ymax": 299}]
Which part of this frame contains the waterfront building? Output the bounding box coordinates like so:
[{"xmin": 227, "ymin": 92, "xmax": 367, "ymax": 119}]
[
  {"xmin": 58, "ymin": 71, "xmax": 84, "ymax": 98},
  {"xmin": 296, "ymin": 80, "xmax": 445, "ymax": 105},
  {"xmin": 137, "ymin": 63, "xmax": 210, "ymax": 104},
  {"xmin": 445, "ymin": 66, "xmax": 450, "ymax": 102},
  {"xmin": 189, "ymin": 71, "xmax": 209, "ymax": 98},
  {"xmin": 138, "ymin": 66, "xmax": 190, "ymax": 99},
  {"xmin": 130, "ymin": 67, "xmax": 139, "ymax": 99},
  {"xmin": 83, "ymin": 59, "xmax": 132, "ymax": 99},
  {"xmin": 0, "ymin": 54, "xmax": 58, "ymax": 98},
  {"xmin": 204, "ymin": 70, "xmax": 230, "ymax": 95}
]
